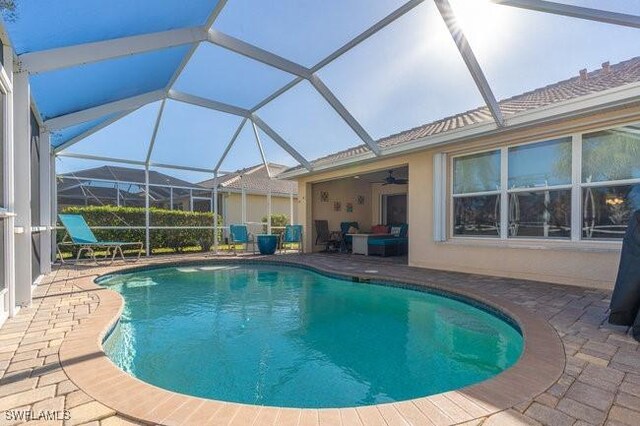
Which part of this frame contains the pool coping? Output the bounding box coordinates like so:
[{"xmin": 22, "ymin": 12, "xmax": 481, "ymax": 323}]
[{"xmin": 59, "ymin": 257, "xmax": 565, "ymax": 425}]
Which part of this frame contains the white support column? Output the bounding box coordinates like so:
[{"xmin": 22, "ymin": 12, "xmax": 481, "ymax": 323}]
[
  {"xmin": 39, "ymin": 131, "xmax": 52, "ymax": 275},
  {"xmin": 169, "ymin": 187, "xmax": 173, "ymax": 210},
  {"xmin": 2, "ymin": 50, "xmax": 16, "ymax": 318},
  {"xmin": 500, "ymin": 147, "xmax": 509, "ymax": 239},
  {"xmin": 144, "ymin": 166, "xmax": 150, "ymax": 256},
  {"xmin": 13, "ymin": 70, "xmax": 32, "ymax": 307},
  {"xmin": 571, "ymin": 134, "xmax": 582, "ymax": 241},
  {"xmin": 116, "ymin": 186, "xmax": 121, "ymax": 207},
  {"xmin": 213, "ymin": 172, "xmax": 219, "ymax": 253},
  {"xmin": 50, "ymin": 154, "xmax": 57, "ymax": 264},
  {"xmin": 241, "ymin": 177, "xmax": 246, "ymax": 224},
  {"xmin": 189, "ymin": 189, "xmax": 193, "ymax": 212},
  {"xmin": 289, "ymin": 190, "xmax": 294, "ymax": 225},
  {"xmin": 267, "ymin": 188, "xmax": 272, "ymax": 234}
]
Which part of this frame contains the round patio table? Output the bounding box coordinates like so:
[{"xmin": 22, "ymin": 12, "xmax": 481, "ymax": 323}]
[{"xmin": 257, "ymin": 234, "xmax": 279, "ymax": 255}]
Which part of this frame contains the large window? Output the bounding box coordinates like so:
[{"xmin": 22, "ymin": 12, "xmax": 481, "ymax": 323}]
[
  {"xmin": 452, "ymin": 150, "xmax": 501, "ymax": 237},
  {"xmin": 507, "ymin": 138, "xmax": 572, "ymax": 239},
  {"xmin": 582, "ymin": 126, "xmax": 640, "ymax": 240},
  {"xmin": 450, "ymin": 123, "xmax": 640, "ymax": 242}
]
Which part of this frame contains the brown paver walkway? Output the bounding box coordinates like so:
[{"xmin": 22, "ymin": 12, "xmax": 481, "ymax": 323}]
[{"xmin": 0, "ymin": 253, "xmax": 638, "ymax": 425}]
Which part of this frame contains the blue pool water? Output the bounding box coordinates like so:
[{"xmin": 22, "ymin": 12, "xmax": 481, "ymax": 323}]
[{"xmin": 100, "ymin": 264, "xmax": 523, "ymax": 408}]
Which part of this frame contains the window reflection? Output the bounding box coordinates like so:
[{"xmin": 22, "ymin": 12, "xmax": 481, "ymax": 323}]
[
  {"xmin": 583, "ymin": 184, "xmax": 640, "ymax": 240},
  {"xmin": 508, "ymin": 138, "xmax": 571, "ymax": 189},
  {"xmin": 453, "ymin": 195, "xmax": 500, "ymax": 237},
  {"xmin": 582, "ymin": 126, "xmax": 640, "ymax": 183},
  {"xmin": 453, "ymin": 150, "xmax": 500, "ymax": 194},
  {"xmin": 508, "ymin": 190, "xmax": 571, "ymax": 239}
]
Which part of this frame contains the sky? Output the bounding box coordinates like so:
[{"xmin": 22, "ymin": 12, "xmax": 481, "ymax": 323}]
[{"xmin": 21, "ymin": 0, "xmax": 640, "ymax": 183}]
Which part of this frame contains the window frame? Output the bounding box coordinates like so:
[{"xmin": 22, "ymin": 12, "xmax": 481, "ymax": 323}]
[
  {"xmin": 446, "ymin": 121, "xmax": 640, "ymax": 246},
  {"xmin": 450, "ymin": 147, "xmax": 502, "ymax": 238}
]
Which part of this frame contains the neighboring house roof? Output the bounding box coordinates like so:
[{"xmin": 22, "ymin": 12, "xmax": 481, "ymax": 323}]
[
  {"xmin": 199, "ymin": 163, "xmax": 298, "ymax": 196},
  {"xmin": 287, "ymin": 57, "xmax": 640, "ymax": 173},
  {"xmin": 58, "ymin": 165, "xmax": 202, "ymax": 189}
]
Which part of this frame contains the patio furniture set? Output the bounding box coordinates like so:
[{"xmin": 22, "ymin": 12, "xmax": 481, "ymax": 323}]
[
  {"xmin": 56, "ymin": 214, "xmax": 303, "ymax": 263},
  {"xmin": 229, "ymin": 223, "xmax": 303, "ymax": 255},
  {"xmin": 314, "ymin": 220, "xmax": 408, "ymax": 257}
]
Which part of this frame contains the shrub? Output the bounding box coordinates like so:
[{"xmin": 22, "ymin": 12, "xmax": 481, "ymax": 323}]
[
  {"xmin": 261, "ymin": 213, "xmax": 289, "ymax": 238},
  {"xmin": 57, "ymin": 205, "xmax": 223, "ymax": 254}
]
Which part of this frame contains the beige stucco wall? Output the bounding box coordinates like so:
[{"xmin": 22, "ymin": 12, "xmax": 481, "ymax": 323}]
[
  {"xmin": 310, "ymin": 179, "xmax": 373, "ymax": 250},
  {"xmin": 222, "ymin": 193, "xmax": 298, "ymax": 226},
  {"xmin": 297, "ymin": 105, "xmax": 640, "ymax": 289}
]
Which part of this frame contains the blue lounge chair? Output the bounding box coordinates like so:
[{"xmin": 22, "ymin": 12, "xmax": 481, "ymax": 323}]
[
  {"xmin": 57, "ymin": 214, "xmax": 143, "ymax": 264},
  {"xmin": 280, "ymin": 225, "xmax": 303, "ymax": 254},
  {"xmin": 229, "ymin": 224, "xmax": 256, "ymax": 255}
]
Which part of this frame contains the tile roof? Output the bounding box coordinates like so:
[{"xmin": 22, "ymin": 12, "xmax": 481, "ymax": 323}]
[
  {"xmin": 199, "ymin": 163, "xmax": 298, "ymax": 196},
  {"xmin": 292, "ymin": 56, "xmax": 640, "ymax": 172}
]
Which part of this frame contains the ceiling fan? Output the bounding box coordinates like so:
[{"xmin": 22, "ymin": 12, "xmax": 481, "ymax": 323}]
[{"xmin": 377, "ymin": 170, "xmax": 408, "ymax": 186}]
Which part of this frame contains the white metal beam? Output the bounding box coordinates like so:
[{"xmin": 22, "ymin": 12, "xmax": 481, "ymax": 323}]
[
  {"xmin": 247, "ymin": 0, "xmax": 428, "ymax": 133},
  {"xmin": 56, "ymin": 151, "xmax": 232, "ymax": 174},
  {"xmin": 205, "ymin": 0, "xmax": 230, "ymax": 29},
  {"xmin": 434, "ymin": 0, "xmax": 504, "ymax": 126},
  {"xmin": 251, "ymin": 119, "xmax": 271, "ymax": 177},
  {"xmin": 19, "ymin": 27, "xmax": 208, "ymax": 75},
  {"xmin": 311, "ymin": 0, "xmax": 426, "ymax": 72},
  {"xmin": 251, "ymin": 0, "xmax": 427, "ymax": 112},
  {"xmin": 45, "ymin": 90, "xmax": 165, "ymax": 130},
  {"xmin": 308, "ymin": 74, "xmax": 381, "ymax": 155},
  {"xmin": 214, "ymin": 118, "xmax": 247, "ymax": 173},
  {"xmin": 250, "ymin": 114, "xmax": 312, "ymax": 171},
  {"xmin": 207, "ymin": 29, "xmax": 312, "ymax": 78},
  {"xmin": 39, "ymin": 131, "xmax": 52, "ymax": 274},
  {"xmin": 168, "ymin": 89, "xmax": 249, "ymax": 117},
  {"xmin": 168, "ymin": 0, "xmax": 230, "ymax": 91},
  {"xmin": 251, "ymin": 78, "xmax": 303, "ymax": 113},
  {"xmin": 492, "ymin": 0, "xmax": 640, "ymax": 29},
  {"xmin": 151, "ymin": 162, "xmax": 226, "ymax": 174},
  {"xmin": 13, "ymin": 71, "xmax": 33, "ymax": 307},
  {"xmin": 54, "ymin": 108, "xmax": 138, "ymax": 153},
  {"xmin": 145, "ymin": 100, "xmax": 167, "ymax": 164},
  {"xmin": 56, "ymin": 152, "xmax": 147, "ymax": 167}
]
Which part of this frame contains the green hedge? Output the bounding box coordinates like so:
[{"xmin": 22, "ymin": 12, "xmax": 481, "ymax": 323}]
[
  {"xmin": 261, "ymin": 213, "xmax": 289, "ymax": 238},
  {"xmin": 57, "ymin": 205, "xmax": 223, "ymax": 254}
]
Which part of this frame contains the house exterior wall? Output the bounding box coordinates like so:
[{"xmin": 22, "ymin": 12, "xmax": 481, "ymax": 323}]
[
  {"xmin": 297, "ymin": 105, "xmax": 640, "ymax": 289},
  {"xmin": 222, "ymin": 192, "xmax": 298, "ymax": 225}
]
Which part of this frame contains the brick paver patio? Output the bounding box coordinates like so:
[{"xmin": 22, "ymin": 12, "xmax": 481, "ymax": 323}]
[{"xmin": 0, "ymin": 253, "xmax": 638, "ymax": 425}]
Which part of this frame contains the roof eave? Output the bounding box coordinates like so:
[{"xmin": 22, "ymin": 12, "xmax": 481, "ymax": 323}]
[{"xmin": 279, "ymin": 81, "xmax": 640, "ymax": 180}]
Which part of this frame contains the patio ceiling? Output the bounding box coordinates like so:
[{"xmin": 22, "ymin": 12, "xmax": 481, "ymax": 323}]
[{"xmin": 3, "ymin": 0, "xmax": 640, "ymax": 177}]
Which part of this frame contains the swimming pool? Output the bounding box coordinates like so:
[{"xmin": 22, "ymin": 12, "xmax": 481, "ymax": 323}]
[{"xmin": 100, "ymin": 263, "xmax": 523, "ymax": 408}]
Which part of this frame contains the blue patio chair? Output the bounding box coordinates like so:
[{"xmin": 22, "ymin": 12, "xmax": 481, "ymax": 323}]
[
  {"xmin": 57, "ymin": 214, "xmax": 143, "ymax": 264},
  {"xmin": 280, "ymin": 225, "xmax": 303, "ymax": 254},
  {"xmin": 229, "ymin": 224, "xmax": 256, "ymax": 255}
]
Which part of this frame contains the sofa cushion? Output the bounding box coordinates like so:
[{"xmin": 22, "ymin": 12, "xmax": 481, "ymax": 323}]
[
  {"xmin": 371, "ymin": 225, "xmax": 389, "ymax": 234},
  {"xmin": 368, "ymin": 237, "xmax": 408, "ymax": 246}
]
